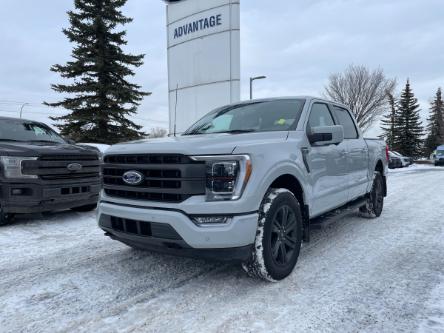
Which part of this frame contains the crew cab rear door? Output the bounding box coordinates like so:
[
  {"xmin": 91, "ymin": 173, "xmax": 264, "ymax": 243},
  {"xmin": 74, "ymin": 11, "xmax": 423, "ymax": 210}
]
[
  {"xmin": 304, "ymin": 102, "xmax": 349, "ymax": 216},
  {"xmin": 330, "ymin": 105, "xmax": 369, "ymax": 201}
]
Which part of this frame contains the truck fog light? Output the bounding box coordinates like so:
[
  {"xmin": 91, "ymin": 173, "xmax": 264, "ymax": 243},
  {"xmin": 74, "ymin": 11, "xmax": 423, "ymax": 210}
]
[
  {"xmin": 11, "ymin": 189, "xmax": 23, "ymax": 195},
  {"xmin": 11, "ymin": 188, "xmax": 32, "ymax": 196},
  {"xmin": 192, "ymin": 216, "xmax": 231, "ymax": 225}
]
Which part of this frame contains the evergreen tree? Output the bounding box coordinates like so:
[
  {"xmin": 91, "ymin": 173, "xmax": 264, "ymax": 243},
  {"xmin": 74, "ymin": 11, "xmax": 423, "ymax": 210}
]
[
  {"xmin": 45, "ymin": 0, "xmax": 150, "ymax": 144},
  {"xmin": 394, "ymin": 80, "xmax": 424, "ymax": 157},
  {"xmin": 380, "ymin": 92, "xmax": 398, "ymax": 150},
  {"xmin": 424, "ymin": 88, "xmax": 444, "ymax": 156}
]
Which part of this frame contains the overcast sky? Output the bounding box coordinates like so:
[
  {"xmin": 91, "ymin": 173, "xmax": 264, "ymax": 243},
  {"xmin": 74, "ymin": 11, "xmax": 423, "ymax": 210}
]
[{"xmin": 0, "ymin": 0, "xmax": 443, "ymax": 136}]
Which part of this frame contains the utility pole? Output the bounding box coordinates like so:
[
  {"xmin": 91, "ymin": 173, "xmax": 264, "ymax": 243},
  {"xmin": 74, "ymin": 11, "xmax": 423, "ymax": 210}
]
[
  {"xmin": 20, "ymin": 103, "xmax": 29, "ymax": 118},
  {"xmin": 249, "ymin": 76, "xmax": 267, "ymax": 100}
]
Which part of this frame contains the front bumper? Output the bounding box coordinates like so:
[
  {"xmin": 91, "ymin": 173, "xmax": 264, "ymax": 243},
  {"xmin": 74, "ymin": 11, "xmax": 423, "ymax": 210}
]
[
  {"xmin": 0, "ymin": 181, "xmax": 100, "ymax": 214},
  {"xmin": 98, "ymin": 201, "xmax": 258, "ymax": 256}
]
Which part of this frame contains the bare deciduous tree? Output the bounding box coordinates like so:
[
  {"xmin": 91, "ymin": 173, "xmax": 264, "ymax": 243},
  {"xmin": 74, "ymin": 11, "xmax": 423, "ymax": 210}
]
[
  {"xmin": 149, "ymin": 127, "xmax": 168, "ymax": 138},
  {"xmin": 324, "ymin": 65, "xmax": 396, "ymax": 132}
]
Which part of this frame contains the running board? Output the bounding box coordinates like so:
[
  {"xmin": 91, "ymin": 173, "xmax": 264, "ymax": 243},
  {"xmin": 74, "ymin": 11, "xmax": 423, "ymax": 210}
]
[{"xmin": 310, "ymin": 196, "xmax": 368, "ymax": 230}]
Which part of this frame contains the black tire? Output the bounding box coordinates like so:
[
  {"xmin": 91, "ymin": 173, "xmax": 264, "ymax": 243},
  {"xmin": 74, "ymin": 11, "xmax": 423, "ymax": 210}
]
[
  {"xmin": 242, "ymin": 189, "xmax": 303, "ymax": 282},
  {"xmin": 0, "ymin": 209, "xmax": 12, "ymax": 226},
  {"xmin": 71, "ymin": 204, "xmax": 97, "ymax": 212},
  {"xmin": 359, "ymin": 171, "xmax": 384, "ymax": 218}
]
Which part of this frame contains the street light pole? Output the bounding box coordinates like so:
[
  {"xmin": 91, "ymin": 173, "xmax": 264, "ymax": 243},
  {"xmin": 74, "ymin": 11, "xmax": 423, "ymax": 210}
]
[
  {"xmin": 20, "ymin": 103, "xmax": 29, "ymax": 119},
  {"xmin": 249, "ymin": 76, "xmax": 267, "ymax": 100}
]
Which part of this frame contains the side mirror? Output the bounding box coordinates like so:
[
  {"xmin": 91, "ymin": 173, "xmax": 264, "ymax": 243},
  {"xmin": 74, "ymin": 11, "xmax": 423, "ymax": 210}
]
[{"xmin": 308, "ymin": 125, "xmax": 344, "ymax": 146}]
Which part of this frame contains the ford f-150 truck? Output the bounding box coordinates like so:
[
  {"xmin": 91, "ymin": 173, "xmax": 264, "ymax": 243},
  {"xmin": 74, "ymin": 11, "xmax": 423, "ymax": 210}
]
[
  {"xmin": 98, "ymin": 97, "xmax": 388, "ymax": 281},
  {"xmin": 0, "ymin": 117, "xmax": 101, "ymax": 225}
]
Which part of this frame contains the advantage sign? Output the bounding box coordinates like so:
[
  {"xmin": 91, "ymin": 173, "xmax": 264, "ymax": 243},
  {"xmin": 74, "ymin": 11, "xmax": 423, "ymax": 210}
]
[
  {"xmin": 165, "ymin": 0, "xmax": 241, "ymax": 134},
  {"xmin": 173, "ymin": 14, "xmax": 222, "ymax": 39}
]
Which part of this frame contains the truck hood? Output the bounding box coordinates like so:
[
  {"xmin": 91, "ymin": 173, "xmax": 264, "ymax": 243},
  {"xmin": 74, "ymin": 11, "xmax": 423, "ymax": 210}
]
[
  {"xmin": 0, "ymin": 141, "xmax": 99, "ymax": 157},
  {"xmin": 106, "ymin": 132, "xmax": 289, "ymax": 156}
]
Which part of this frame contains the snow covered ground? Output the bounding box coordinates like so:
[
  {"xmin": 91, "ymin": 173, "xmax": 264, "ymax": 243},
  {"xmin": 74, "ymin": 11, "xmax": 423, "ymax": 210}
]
[
  {"xmin": 388, "ymin": 163, "xmax": 438, "ymax": 174},
  {"xmin": 0, "ymin": 166, "xmax": 443, "ymax": 333}
]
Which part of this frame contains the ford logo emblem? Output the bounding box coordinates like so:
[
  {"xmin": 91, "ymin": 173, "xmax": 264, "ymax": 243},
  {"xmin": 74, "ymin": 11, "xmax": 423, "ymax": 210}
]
[
  {"xmin": 67, "ymin": 163, "xmax": 82, "ymax": 172},
  {"xmin": 122, "ymin": 170, "xmax": 144, "ymax": 186}
]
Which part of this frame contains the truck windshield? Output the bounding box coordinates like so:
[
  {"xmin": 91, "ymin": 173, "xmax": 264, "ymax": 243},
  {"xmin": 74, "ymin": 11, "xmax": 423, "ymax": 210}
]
[
  {"xmin": 0, "ymin": 119, "xmax": 66, "ymax": 144},
  {"xmin": 437, "ymin": 150, "xmax": 444, "ymax": 156},
  {"xmin": 184, "ymin": 99, "xmax": 306, "ymax": 135}
]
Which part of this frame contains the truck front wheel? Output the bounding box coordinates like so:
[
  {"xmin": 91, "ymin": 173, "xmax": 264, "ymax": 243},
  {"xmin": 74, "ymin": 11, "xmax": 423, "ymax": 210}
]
[
  {"xmin": 0, "ymin": 209, "xmax": 12, "ymax": 226},
  {"xmin": 242, "ymin": 189, "xmax": 302, "ymax": 282}
]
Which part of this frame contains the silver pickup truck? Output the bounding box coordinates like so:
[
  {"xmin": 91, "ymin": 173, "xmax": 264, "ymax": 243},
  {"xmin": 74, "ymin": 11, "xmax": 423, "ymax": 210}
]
[{"xmin": 98, "ymin": 97, "xmax": 388, "ymax": 281}]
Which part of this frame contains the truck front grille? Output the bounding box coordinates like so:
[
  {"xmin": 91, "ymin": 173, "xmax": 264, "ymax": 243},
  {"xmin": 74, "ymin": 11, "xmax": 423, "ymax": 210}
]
[
  {"xmin": 102, "ymin": 154, "xmax": 206, "ymax": 203},
  {"xmin": 32, "ymin": 154, "xmax": 101, "ymax": 181},
  {"xmin": 22, "ymin": 155, "xmax": 101, "ymax": 181},
  {"xmin": 39, "ymin": 155, "xmax": 98, "ymax": 161}
]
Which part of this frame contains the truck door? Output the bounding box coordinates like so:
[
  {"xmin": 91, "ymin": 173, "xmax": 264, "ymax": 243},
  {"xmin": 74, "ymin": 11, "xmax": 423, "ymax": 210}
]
[
  {"xmin": 305, "ymin": 102, "xmax": 349, "ymax": 216},
  {"xmin": 331, "ymin": 105, "xmax": 369, "ymax": 201}
]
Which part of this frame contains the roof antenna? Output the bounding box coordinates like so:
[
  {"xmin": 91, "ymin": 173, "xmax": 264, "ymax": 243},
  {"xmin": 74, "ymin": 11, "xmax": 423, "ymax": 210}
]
[{"xmin": 173, "ymin": 83, "xmax": 179, "ymax": 137}]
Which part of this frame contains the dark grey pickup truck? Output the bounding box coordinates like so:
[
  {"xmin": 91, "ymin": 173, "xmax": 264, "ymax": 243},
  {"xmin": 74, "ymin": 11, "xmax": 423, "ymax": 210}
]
[{"xmin": 0, "ymin": 116, "xmax": 101, "ymax": 225}]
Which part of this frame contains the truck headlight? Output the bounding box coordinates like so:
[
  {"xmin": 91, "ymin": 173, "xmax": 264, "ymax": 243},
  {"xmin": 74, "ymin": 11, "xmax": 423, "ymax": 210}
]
[
  {"xmin": 0, "ymin": 156, "xmax": 38, "ymax": 179},
  {"xmin": 190, "ymin": 155, "xmax": 252, "ymax": 201}
]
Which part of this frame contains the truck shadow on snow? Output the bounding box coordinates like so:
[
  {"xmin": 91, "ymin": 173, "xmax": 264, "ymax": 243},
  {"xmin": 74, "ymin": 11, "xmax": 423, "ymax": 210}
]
[
  {"xmin": 96, "ymin": 211, "xmax": 371, "ymax": 284},
  {"xmin": 4, "ymin": 209, "xmax": 372, "ymax": 286}
]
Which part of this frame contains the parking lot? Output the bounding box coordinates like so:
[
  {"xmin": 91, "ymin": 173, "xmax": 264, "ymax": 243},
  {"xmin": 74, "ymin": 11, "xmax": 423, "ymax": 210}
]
[{"xmin": 1, "ymin": 165, "xmax": 443, "ymax": 333}]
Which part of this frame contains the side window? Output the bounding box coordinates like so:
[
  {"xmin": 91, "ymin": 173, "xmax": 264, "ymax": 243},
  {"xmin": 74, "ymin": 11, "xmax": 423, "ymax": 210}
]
[
  {"xmin": 332, "ymin": 106, "xmax": 359, "ymax": 139},
  {"xmin": 308, "ymin": 103, "xmax": 335, "ymax": 131}
]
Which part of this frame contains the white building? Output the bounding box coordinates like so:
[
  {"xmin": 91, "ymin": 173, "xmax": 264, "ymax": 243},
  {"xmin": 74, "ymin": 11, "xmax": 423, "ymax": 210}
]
[{"xmin": 164, "ymin": 0, "xmax": 241, "ymax": 134}]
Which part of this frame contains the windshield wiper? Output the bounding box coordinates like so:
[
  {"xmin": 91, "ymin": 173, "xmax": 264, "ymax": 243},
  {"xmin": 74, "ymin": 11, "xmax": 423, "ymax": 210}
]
[
  {"xmin": 184, "ymin": 123, "xmax": 214, "ymax": 136},
  {"xmin": 212, "ymin": 129, "xmax": 257, "ymax": 134},
  {"xmin": 0, "ymin": 139, "xmax": 24, "ymax": 142}
]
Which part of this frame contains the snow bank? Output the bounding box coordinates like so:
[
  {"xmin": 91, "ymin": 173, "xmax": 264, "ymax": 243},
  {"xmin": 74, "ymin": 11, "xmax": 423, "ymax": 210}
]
[{"xmin": 388, "ymin": 163, "xmax": 438, "ymax": 174}]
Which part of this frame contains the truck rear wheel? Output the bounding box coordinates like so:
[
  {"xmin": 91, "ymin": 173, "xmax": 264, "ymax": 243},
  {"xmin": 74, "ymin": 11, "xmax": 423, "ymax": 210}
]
[
  {"xmin": 359, "ymin": 171, "xmax": 384, "ymax": 218},
  {"xmin": 242, "ymin": 189, "xmax": 302, "ymax": 282}
]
